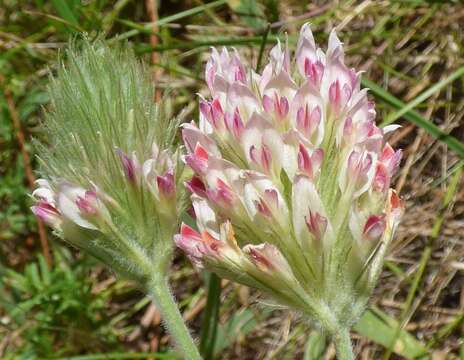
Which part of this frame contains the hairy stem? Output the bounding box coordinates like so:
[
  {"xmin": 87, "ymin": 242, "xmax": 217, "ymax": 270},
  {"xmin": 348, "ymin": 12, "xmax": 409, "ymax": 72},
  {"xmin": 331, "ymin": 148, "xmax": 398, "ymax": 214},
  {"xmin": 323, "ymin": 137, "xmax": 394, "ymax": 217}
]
[
  {"xmin": 303, "ymin": 300, "xmax": 354, "ymax": 359},
  {"xmin": 148, "ymin": 276, "xmax": 202, "ymax": 360},
  {"xmin": 332, "ymin": 327, "xmax": 354, "ymax": 360}
]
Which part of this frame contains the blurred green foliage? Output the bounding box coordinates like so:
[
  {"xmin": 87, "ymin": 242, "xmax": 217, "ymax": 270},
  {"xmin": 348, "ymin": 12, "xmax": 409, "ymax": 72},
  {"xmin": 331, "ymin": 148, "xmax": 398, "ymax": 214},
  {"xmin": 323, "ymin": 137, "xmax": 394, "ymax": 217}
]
[
  {"xmin": 0, "ymin": 87, "xmax": 48, "ymax": 243},
  {"xmin": 0, "ymin": 250, "xmax": 119, "ymax": 358}
]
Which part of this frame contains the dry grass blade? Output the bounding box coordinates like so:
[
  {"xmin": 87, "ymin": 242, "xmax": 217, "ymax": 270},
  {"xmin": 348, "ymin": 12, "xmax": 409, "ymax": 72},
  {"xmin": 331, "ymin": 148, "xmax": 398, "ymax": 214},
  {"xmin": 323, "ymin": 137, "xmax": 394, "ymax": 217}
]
[
  {"xmin": 383, "ymin": 66, "xmax": 464, "ymax": 126},
  {"xmin": 381, "ymin": 167, "xmax": 463, "ymax": 359}
]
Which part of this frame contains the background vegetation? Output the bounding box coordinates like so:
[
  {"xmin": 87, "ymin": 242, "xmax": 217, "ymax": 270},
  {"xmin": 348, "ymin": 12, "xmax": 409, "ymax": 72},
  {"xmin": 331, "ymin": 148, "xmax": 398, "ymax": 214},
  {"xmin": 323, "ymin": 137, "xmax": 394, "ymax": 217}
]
[{"xmin": 1, "ymin": 0, "xmax": 464, "ymax": 358}]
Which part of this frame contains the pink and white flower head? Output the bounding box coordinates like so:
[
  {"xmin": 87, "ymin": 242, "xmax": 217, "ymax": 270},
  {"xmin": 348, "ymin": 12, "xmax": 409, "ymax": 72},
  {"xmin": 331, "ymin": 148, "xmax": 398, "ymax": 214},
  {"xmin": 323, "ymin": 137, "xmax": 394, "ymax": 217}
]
[
  {"xmin": 31, "ymin": 42, "xmax": 187, "ymax": 288},
  {"xmin": 177, "ymin": 24, "xmax": 404, "ymax": 328}
]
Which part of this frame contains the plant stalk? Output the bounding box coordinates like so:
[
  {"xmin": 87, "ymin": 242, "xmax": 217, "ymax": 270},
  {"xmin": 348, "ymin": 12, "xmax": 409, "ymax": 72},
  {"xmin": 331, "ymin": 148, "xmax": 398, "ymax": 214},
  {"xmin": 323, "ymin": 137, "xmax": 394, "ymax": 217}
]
[
  {"xmin": 199, "ymin": 272, "xmax": 221, "ymax": 359},
  {"xmin": 332, "ymin": 327, "xmax": 354, "ymax": 360},
  {"xmin": 148, "ymin": 276, "xmax": 202, "ymax": 360}
]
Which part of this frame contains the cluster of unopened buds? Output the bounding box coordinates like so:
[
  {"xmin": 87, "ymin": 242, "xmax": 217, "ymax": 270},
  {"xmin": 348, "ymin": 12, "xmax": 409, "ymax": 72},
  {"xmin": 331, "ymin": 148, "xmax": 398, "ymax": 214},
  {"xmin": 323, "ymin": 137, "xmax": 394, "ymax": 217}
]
[{"xmin": 175, "ymin": 23, "xmax": 404, "ymax": 334}]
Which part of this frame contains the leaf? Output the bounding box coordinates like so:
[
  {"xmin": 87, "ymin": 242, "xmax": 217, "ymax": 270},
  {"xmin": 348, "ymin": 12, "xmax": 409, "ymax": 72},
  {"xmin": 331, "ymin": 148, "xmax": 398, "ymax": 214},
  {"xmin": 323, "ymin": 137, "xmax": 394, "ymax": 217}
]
[
  {"xmin": 228, "ymin": 0, "xmax": 267, "ymax": 29},
  {"xmin": 383, "ymin": 66, "xmax": 464, "ymax": 125},
  {"xmin": 18, "ymin": 89, "xmax": 49, "ymax": 120},
  {"xmin": 214, "ymin": 307, "xmax": 262, "ymax": 356},
  {"xmin": 4, "ymin": 269, "xmax": 29, "ymax": 293},
  {"xmin": 25, "ymin": 262, "xmax": 44, "ymax": 292},
  {"xmin": 111, "ymin": 0, "xmax": 228, "ymax": 42},
  {"xmin": 10, "ymin": 297, "xmax": 42, "ymax": 318},
  {"xmin": 38, "ymin": 254, "xmax": 51, "ymax": 287},
  {"xmin": 304, "ymin": 331, "xmax": 327, "ymax": 360},
  {"xmin": 354, "ymin": 307, "xmax": 430, "ymax": 359},
  {"xmin": 50, "ymin": 0, "xmax": 79, "ymax": 27}
]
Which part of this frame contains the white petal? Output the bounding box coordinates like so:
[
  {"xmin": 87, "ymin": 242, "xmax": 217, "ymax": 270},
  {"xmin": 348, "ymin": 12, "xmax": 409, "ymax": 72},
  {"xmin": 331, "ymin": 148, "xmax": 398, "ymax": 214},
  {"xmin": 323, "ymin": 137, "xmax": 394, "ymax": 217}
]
[
  {"xmin": 383, "ymin": 124, "xmax": 401, "ymax": 134},
  {"xmin": 295, "ymin": 23, "xmax": 318, "ymax": 76},
  {"xmin": 226, "ymin": 83, "xmax": 259, "ymax": 123},
  {"xmin": 349, "ymin": 208, "xmax": 367, "ymax": 243},
  {"xmin": 142, "ymin": 159, "xmax": 156, "ymax": 181},
  {"xmin": 292, "ymin": 175, "xmax": 327, "ymax": 242},
  {"xmin": 263, "ymin": 71, "xmax": 297, "ymax": 101},
  {"xmin": 58, "ymin": 184, "xmax": 98, "ymax": 230},
  {"xmin": 35, "ymin": 179, "xmax": 51, "ymax": 189},
  {"xmin": 327, "ymin": 29, "xmax": 343, "ymax": 60},
  {"xmin": 181, "ymin": 122, "xmax": 220, "ymax": 156},
  {"xmin": 204, "ymin": 156, "xmax": 243, "ymax": 191},
  {"xmin": 281, "ymin": 130, "xmax": 300, "ymax": 179},
  {"xmin": 192, "ymin": 195, "xmax": 219, "ymax": 238},
  {"xmin": 32, "ymin": 188, "xmax": 55, "ymax": 203}
]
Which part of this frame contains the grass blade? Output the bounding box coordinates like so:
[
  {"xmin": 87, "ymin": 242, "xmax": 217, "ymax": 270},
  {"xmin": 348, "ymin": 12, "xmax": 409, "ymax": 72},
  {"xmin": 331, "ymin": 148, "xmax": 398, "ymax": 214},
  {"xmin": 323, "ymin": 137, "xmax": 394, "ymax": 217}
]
[
  {"xmin": 362, "ymin": 77, "xmax": 464, "ymax": 158},
  {"xmin": 50, "ymin": 0, "xmax": 79, "ymax": 28},
  {"xmin": 135, "ymin": 35, "xmax": 279, "ymax": 54},
  {"xmin": 213, "ymin": 307, "xmax": 269, "ymax": 356},
  {"xmin": 54, "ymin": 352, "xmax": 180, "ymax": 360},
  {"xmin": 304, "ymin": 331, "xmax": 327, "ymax": 360},
  {"xmin": 199, "ymin": 273, "xmax": 222, "ymax": 360},
  {"xmin": 255, "ymin": 24, "xmax": 271, "ymax": 73},
  {"xmin": 381, "ymin": 167, "xmax": 462, "ymax": 359},
  {"xmin": 111, "ymin": 0, "xmax": 228, "ymax": 42},
  {"xmin": 383, "ymin": 66, "xmax": 464, "ymax": 125}
]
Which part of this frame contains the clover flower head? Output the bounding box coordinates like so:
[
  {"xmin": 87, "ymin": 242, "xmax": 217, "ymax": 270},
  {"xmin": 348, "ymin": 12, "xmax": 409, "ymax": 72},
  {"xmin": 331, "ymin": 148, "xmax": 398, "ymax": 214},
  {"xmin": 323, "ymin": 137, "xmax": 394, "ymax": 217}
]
[
  {"xmin": 32, "ymin": 42, "xmax": 185, "ymax": 281},
  {"xmin": 176, "ymin": 24, "xmax": 404, "ymax": 330}
]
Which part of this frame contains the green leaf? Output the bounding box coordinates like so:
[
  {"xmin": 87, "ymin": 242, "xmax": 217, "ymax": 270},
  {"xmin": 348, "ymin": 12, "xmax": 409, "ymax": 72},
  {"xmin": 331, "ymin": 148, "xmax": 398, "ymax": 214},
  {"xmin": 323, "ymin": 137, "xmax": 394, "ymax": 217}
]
[
  {"xmin": 228, "ymin": 0, "xmax": 267, "ymax": 29},
  {"xmin": 25, "ymin": 262, "xmax": 44, "ymax": 292},
  {"xmin": 38, "ymin": 254, "xmax": 51, "ymax": 287},
  {"xmin": 11, "ymin": 297, "xmax": 42, "ymax": 318},
  {"xmin": 4, "ymin": 269, "xmax": 29, "ymax": 293},
  {"xmin": 354, "ymin": 308, "xmax": 429, "ymax": 359},
  {"xmin": 304, "ymin": 330, "xmax": 327, "ymax": 360},
  {"xmin": 18, "ymin": 89, "xmax": 49, "ymax": 120},
  {"xmin": 135, "ymin": 35, "xmax": 278, "ymax": 54},
  {"xmin": 111, "ymin": 0, "xmax": 228, "ymax": 42},
  {"xmin": 214, "ymin": 308, "xmax": 261, "ymax": 356},
  {"xmin": 51, "ymin": 0, "xmax": 79, "ymax": 27}
]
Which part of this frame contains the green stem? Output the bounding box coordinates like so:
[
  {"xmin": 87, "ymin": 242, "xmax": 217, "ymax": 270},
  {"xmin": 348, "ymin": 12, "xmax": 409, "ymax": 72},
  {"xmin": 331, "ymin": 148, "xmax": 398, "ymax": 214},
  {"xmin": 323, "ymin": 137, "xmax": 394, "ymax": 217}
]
[
  {"xmin": 332, "ymin": 328, "xmax": 354, "ymax": 360},
  {"xmin": 199, "ymin": 273, "xmax": 221, "ymax": 359},
  {"xmin": 304, "ymin": 303, "xmax": 353, "ymax": 360},
  {"xmin": 148, "ymin": 276, "xmax": 202, "ymax": 360}
]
